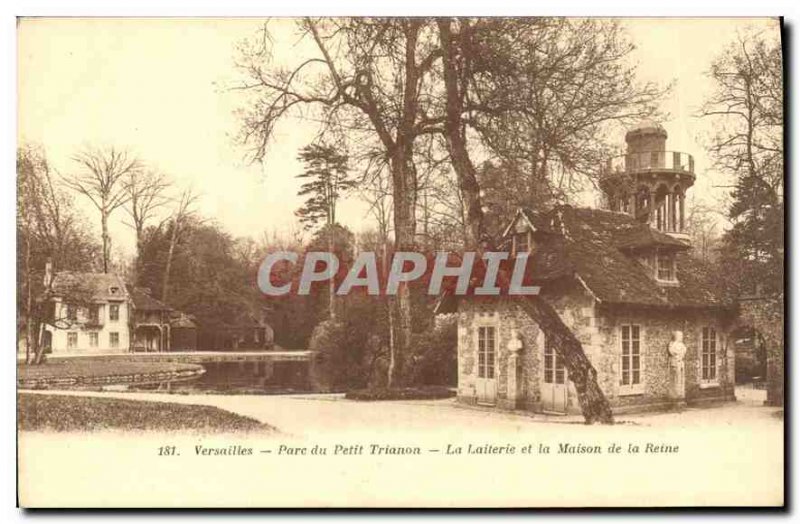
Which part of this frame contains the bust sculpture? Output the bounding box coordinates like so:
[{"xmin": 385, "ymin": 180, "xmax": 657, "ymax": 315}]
[
  {"xmin": 668, "ymin": 330, "xmax": 687, "ymax": 361},
  {"xmin": 507, "ymin": 329, "xmax": 523, "ymax": 354}
]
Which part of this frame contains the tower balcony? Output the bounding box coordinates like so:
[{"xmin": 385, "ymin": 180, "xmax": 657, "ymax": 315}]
[{"xmin": 603, "ymin": 150, "xmax": 695, "ymax": 178}]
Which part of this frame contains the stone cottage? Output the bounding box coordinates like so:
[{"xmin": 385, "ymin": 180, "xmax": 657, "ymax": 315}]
[{"xmin": 442, "ymin": 122, "xmax": 738, "ymax": 414}]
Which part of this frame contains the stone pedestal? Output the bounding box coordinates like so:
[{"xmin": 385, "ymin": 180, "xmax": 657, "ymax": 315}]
[
  {"xmin": 669, "ymin": 359, "xmax": 685, "ymax": 400},
  {"xmin": 668, "ymin": 331, "xmax": 687, "ymax": 400}
]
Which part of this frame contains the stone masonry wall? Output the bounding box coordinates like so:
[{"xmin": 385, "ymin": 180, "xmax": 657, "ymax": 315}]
[
  {"xmin": 598, "ymin": 305, "xmax": 736, "ymax": 409},
  {"xmin": 457, "ymin": 297, "xmax": 542, "ymax": 409},
  {"xmin": 457, "ymin": 284, "xmax": 736, "ymax": 413}
]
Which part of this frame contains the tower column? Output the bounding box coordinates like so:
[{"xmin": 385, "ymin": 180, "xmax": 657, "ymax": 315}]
[{"xmin": 649, "ymin": 188, "xmax": 657, "ymax": 227}]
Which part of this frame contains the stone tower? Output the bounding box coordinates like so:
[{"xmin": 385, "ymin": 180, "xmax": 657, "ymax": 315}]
[{"xmin": 600, "ymin": 121, "xmax": 695, "ymax": 241}]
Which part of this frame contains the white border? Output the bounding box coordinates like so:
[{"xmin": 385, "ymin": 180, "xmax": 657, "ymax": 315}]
[{"xmin": 4, "ymin": 1, "xmax": 797, "ymax": 520}]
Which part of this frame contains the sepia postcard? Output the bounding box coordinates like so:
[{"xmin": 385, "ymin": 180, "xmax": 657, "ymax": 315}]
[{"xmin": 15, "ymin": 16, "xmax": 784, "ymax": 508}]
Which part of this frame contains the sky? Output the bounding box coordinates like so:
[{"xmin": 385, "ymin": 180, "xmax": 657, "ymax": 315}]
[{"xmin": 17, "ymin": 17, "xmax": 780, "ymax": 259}]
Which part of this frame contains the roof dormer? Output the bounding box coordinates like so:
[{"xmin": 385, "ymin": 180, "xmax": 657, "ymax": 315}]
[
  {"xmin": 635, "ymin": 249, "xmax": 679, "ymax": 286},
  {"xmin": 501, "ymin": 208, "xmax": 554, "ymax": 257}
]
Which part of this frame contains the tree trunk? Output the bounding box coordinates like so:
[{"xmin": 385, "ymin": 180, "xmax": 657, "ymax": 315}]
[
  {"xmin": 101, "ymin": 211, "xmax": 110, "ymax": 273},
  {"xmin": 386, "ymin": 296, "xmax": 396, "ymax": 388},
  {"xmin": 162, "ymin": 222, "xmax": 179, "ymax": 303},
  {"xmin": 33, "ymin": 322, "xmax": 46, "ymax": 365},
  {"xmin": 134, "ymin": 223, "xmax": 144, "ymax": 283},
  {"xmin": 328, "ymin": 224, "xmax": 336, "ymax": 320},
  {"xmin": 437, "ymin": 18, "xmax": 613, "ymax": 424},
  {"xmin": 517, "ymin": 296, "xmax": 613, "ymax": 423},
  {"xmin": 389, "ymin": 150, "xmax": 417, "ymax": 386}
]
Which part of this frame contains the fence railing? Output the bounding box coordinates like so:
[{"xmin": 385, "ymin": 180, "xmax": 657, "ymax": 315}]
[{"xmin": 604, "ymin": 151, "xmax": 695, "ymax": 175}]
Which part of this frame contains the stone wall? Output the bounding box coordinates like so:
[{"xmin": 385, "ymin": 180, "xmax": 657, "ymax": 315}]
[
  {"xmin": 597, "ymin": 305, "xmax": 736, "ymax": 409},
  {"xmin": 457, "ymin": 281, "xmax": 595, "ymax": 413},
  {"xmin": 457, "ymin": 297, "xmax": 542, "ymax": 409},
  {"xmin": 457, "ymin": 282, "xmax": 737, "ymax": 414}
]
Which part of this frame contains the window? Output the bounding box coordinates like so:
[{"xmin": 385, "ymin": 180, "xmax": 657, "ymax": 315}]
[
  {"xmin": 109, "ymin": 332, "xmax": 120, "ymax": 348},
  {"xmin": 620, "ymin": 325, "xmax": 643, "ymax": 394},
  {"xmin": 543, "ymin": 339, "xmax": 567, "ymax": 385},
  {"xmin": 109, "ymin": 286, "xmax": 119, "ymax": 295},
  {"xmin": 67, "ymin": 332, "xmax": 78, "ymax": 349},
  {"xmin": 110, "ymin": 304, "xmax": 120, "ymax": 322},
  {"xmin": 656, "ymin": 252, "xmax": 676, "ymax": 282},
  {"xmin": 701, "ymin": 327, "xmax": 717, "ymax": 383},
  {"xmin": 89, "ymin": 332, "xmax": 99, "ymax": 348},
  {"xmin": 66, "ymin": 304, "xmax": 77, "ymax": 321},
  {"xmin": 88, "ymin": 305, "xmax": 100, "ymax": 324},
  {"xmin": 477, "ymin": 326, "xmax": 496, "ymax": 379},
  {"xmin": 515, "ymin": 232, "xmax": 529, "ymax": 256}
]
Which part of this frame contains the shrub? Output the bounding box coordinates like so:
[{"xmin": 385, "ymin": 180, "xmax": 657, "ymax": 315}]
[{"xmin": 405, "ymin": 314, "xmax": 458, "ymax": 387}]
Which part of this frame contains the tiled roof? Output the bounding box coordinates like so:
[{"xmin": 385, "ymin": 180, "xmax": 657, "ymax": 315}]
[
  {"xmin": 129, "ymin": 287, "xmax": 172, "ymax": 311},
  {"xmin": 522, "ymin": 206, "xmax": 731, "ymax": 309},
  {"xmin": 50, "ymin": 272, "xmax": 128, "ymax": 302},
  {"xmin": 436, "ymin": 206, "xmax": 732, "ymax": 314},
  {"xmin": 170, "ymin": 313, "xmax": 197, "ymax": 328}
]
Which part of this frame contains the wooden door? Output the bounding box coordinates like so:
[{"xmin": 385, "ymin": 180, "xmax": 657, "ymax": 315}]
[
  {"xmin": 541, "ymin": 338, "xmax": 568, "ymax": 413},
  {"xmin": 476, "ymin": 326, "xmax": 497, "ymax": 405}
]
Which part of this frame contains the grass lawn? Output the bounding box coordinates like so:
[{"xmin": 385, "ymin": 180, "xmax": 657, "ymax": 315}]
[
  {"xmin": 18, "ymin": 393, "xmax": 273, "ymax": 433},
  {"xmin": 18, "ymin": 360, "xmax": 205, "ymax": 389}
]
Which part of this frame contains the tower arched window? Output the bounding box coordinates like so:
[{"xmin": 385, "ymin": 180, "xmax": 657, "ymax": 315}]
[
  {"xmin": 635, "ymin": 186, "xmax": 651, "ymax": 223},
  {"xmin": 620, "ymin": 192, "xmax": 630, "ymax": 214},
  {"xmin": 654, "ymin": 184, "xmax": 669, "ymax": 232},
  {"xmin": 671, "ymin": 185, "xmax": 683, "ymax": 232}
]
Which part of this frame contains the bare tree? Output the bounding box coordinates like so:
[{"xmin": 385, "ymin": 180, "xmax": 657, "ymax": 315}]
[
  {"xmin": 699, "ymin": 30, "xmax": 783, "ymax": 195},
  {"xmin": 236, "ymin": 18, "xmax": 664, "ymax": 414},
  {"xmin": 64, "ymin": 147, "xmax": 142, "ymax": 273},
  {"xmin": 161, "ymin": 188, "xmax": 199, "ymax": 303},
  {"xmin": 124, "ymin": 168, "xmax": 169, "ymax": 266},
  {"xmin": 436, "ymin": 18, "xmax": 622, "ymax": 423},
  {"xmin": 683, "ymin": 199, "xmax": 723, "ymax": 264},
  {"xmin": 235, "ymin": 18, "xmax": 446, "ymax": 384},
  {"xmin": 359, "ymin": 165, "xmax": 397, "ymax": 384}
]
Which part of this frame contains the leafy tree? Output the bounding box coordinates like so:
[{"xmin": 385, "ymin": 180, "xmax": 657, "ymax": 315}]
[
  {"xmin": 305, "ymin": 223, "xmax": 355, "ymax": 321},
  {"xmin": 138, "ymin": 218, "xmax": 264, "ymax": 338}
]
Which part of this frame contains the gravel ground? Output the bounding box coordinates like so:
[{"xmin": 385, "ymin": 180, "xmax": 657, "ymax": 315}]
[
  {"xmin": 18, "ymin": 385, "xmax": 783, "ymax": 507},
  {"xmin": 19, "ymin": 385, "xmax": 782, "ymax": 437}
]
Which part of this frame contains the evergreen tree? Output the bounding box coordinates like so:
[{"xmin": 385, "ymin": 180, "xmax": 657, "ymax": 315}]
[
  {"xmin": 295, "ymin": 143, "xmax": 355, "ymax": 318},
  {"xmin": 295, "ymin": 144, "xmax": 355, "ymax": 232}
]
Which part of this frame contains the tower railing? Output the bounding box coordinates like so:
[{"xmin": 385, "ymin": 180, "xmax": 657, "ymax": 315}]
[{"xmin": 604, "ymin": 151, "xmax": 695, "ymax": 176}]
